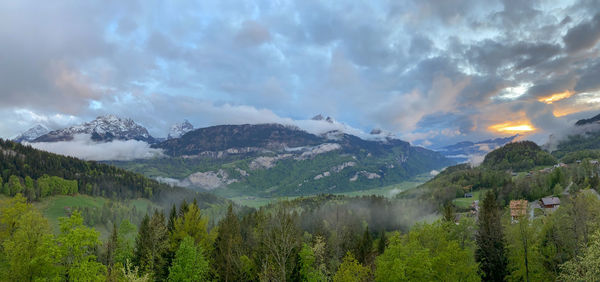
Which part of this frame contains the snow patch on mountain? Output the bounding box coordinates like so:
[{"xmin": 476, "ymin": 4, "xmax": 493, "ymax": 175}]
[
  {"xmin": 34, "ymin": 115, "xmax": 154, "ymax": 143},
  {"xmin": 13, "ymin": 124, "xmax": 49, "ymax": 142},
  {"xmin": 168, "ymin": 120, "xmax": 194, "ymax": 139}
]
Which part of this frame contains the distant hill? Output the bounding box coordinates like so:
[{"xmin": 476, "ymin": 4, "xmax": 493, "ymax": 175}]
[
  {"xmin": 575, "ymin": 112, "xmax": 600, "ymax": 126},
  {"xmin": 110, "ymin": 123, "xmax": 454, "ymax": 197},
  {"xmin": 481, "ymin": 141, "xmax": 556, "ymax": 171},
  {"xmin": 0, "ymin": 139, "xmax": 223, "ymax": 207},
  {"xmin": 551, "ymin": 112, "xmax": 600, "ymax": 158}
]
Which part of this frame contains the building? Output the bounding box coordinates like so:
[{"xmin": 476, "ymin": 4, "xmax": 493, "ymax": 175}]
[
  {"xmin": 510, "ymin": 200, "xmax": 528, "ymax": 223},
  {"xmin": 540, "ymin": 197, "xmax": 560, "ymax": 212}
]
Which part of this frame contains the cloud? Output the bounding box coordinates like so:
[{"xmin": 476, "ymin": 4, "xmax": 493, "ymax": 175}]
[
  {"xmin": 563, "ymin": 13, "xmax": 600, "ymax": 53},
  {"xmin": 235, "ymin": 20, "xmax": 271, "ymax": 46},
  {"xmin": 26, "ymin": 134, "xmax": 163, "ymax": 161},
  {"xmin": 2, "ymin": 0, "xmax": 600, "ymax": 148}
]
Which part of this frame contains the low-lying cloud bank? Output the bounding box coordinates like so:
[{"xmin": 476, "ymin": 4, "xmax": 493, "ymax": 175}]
[{"xmin": 26, "ymin": 134, "xmax": 163, "ymax": 161}]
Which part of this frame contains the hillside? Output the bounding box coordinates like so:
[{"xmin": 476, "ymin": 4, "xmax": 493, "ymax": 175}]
[
  {"xmin": 0, "ymin": 138, "xmax": 224, "ymax": 207},
  {"xmin": 481, "ymin": 141, "xmax": 556, "ymax": 171},
  {"xmin": 550, "ymin": 112, "xmax": 600, "ymax": 158},
  {"xmin": 402, "ymin": 141, "xmax": 565, "ymax": 207},
  {"xmin": 112, "ymin": 123, "xmax": 454, "ymax": 197}
]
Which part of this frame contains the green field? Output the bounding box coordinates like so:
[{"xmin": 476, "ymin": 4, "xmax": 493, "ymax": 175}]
[
  {"xmin": 230, "ymin": 196, "xmax": 299, "ymax": 209},
  {"xmin": 453, "ymin": 189, "xmax": 490, "ymax": 209},
  {"xmin": 230, "ymin": 174, "xmax": 432, "ymax": 208},
  {"xmin": 337, "ymin": 174, "xmax": 431, "ymax": 197}
]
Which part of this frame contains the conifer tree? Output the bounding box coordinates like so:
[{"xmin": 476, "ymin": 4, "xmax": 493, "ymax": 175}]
[
  {"xmin": 167, "ymin": 204, "xmax": 177, "ymax": 233},
  {"xmin": 105, "ymin": 222, "xmax": 118, "ymax": 278},
  {"xmin": 377, "ymin": 230, "xmax": 387, "ymax": 255},
  {"xmin": 214, "ymin": 204, "xmax": 243, "ymax": 281},
  {"xmin": 476, "ymin": 191, "xmax": 508, "ymax": 281},
  {"xmin": 134, "ymin": 211, "xmax": 169, "ymax": 280},
  {"xmin": 356, "ymin": 226, "xmax": 373, "ymax": 265}
]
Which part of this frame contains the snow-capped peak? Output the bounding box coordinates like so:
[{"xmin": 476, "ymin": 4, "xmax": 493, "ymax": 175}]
[
  {"xmin": 13, "ymin": 124, "xmax": 50, "ymax": 143},
  {"xmin": 33, "ymin": 115, "xmax": 155, "ymax": 143},
  {"xmin": 168, "ymin": 120, "xmax": 194, "ymax": 139}
]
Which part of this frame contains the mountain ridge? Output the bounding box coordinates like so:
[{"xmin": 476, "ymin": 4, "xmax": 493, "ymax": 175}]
[{"xmin": 33, "ymin": 115, "xmax": 156, "ymax": 143}]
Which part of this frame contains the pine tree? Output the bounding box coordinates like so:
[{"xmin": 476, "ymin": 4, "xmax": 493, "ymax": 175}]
[
  {"xmin": 167, "ymin": 204, "xmax": 177, "ymax": 233},
  {"xmin": 178, "ymin": 200, "xmax": 188, "ymax": 217},
  {"xmin": 134, "ymin": 212, "xmax": 169, "ymax": 280},
  {"xmin": 356, "ymin": 226, "xmax": 373, "ymax": 265},
  {"xmin": 105, "ymin": 222, "xmax": 118, "ymax": 279},
  {"xmin": 476, "ymin": 191, "xmax": 508, "ymax": 281},
  {"xmin": 214, "ymin": 204, "xmax": 243, "ymax": 282},
  {"xmin": 377, "ymin": 230, "xmax": 387, "ymax": 255}
]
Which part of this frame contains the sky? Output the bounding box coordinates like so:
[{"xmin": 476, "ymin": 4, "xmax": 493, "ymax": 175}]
[{"xmin": 2, "ymin": 0, "xmax": 600, "ymax": 148}]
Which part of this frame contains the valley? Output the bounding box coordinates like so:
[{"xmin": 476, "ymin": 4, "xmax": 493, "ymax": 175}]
[{"xmin": 5, "ymin": 2, "xmax": 600, "ymax": 280}]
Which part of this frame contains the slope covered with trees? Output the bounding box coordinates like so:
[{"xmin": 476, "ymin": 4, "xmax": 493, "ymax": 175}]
[
  {"xmin": 0, "ymin": 139, "xmax": 223, "ymax": 207},
  {"xmin": 481, "ymin": 141, "xmax": 556, "ymax": 171}
]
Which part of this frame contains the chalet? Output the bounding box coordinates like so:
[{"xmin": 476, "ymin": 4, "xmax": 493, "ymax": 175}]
[
  {"xmin": 509, "ymin": 200, "xmax": 528, "ymax": 223},
  {"xmin": 540, "ymin": 197, "xmax": 560, "ymax": 212}
]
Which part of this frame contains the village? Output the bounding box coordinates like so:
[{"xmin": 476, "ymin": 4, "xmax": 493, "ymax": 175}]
[{"xmin": 460, "ymin": 158, "xmax": 600, "ymax": 224}]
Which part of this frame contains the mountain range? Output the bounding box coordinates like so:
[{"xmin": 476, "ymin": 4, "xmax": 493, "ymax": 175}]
[
  {"xmin": 19, "ymin": 115, "xmax": 454, "ymax": 196},
  {"xmin": 130, "ymin": 123, "xmax": 453, "ymax": 196},
  {"xmin": 31, "ymin": 115, "xmax": 155, "ymax": 143}
]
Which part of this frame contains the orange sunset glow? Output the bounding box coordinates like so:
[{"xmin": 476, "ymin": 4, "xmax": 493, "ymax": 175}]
[
  {"xmin": 538, "ymin": 90, "xmax": 574, "ymax": 104},
  {"xmin": 488, "ymin": 121, "xmax": 536, "ymax": 134}
]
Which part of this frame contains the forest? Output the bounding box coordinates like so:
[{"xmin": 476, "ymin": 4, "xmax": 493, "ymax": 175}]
[
  {"xmin": 2, "ymin": 183, "xmax": 600, "ymax": 281},
  {"xmin": 3, "ymin": 138, "xmax": 600, "ymax": 281}
]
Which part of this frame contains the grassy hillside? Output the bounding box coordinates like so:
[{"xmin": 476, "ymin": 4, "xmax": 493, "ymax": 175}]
[{"xmin": 111, "ymin": 146, "xmax": 452, "ymax": 197}]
